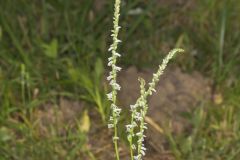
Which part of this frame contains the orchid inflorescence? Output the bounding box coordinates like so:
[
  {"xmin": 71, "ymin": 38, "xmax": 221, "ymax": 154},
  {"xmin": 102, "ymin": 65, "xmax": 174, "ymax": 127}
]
[
  {"xmin": 126, "ymin": 48, "xmax": 184, "ymax": 160},
  {"xmin": 106, "ymin": 0, "xmax": 122, "ymax": 160},
  {"xmin": 107, "ymin": 0, "xmax": 184, "ymax": 160}
]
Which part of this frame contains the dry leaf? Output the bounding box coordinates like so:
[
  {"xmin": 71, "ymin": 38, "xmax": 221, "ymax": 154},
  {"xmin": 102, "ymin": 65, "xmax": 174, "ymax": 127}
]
[{"xmin": 79, "ymin": 110, "xmax": 90, "ymax": 133}]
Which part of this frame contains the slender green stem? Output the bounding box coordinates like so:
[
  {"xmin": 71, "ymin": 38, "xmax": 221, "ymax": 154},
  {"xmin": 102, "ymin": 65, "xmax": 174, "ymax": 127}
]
[
  {"xmin": 21, "ymin": 64, "xmax": 26, "ymax": 108},
  {"xmin": 114, "ymin": 122, "xmax": 120, "ymax": 160},
  {"xmin": 113, "ymin": 90, "xmax": 120, "ymax": 160},
  {"xmin": 130, "ymin": 143, "xmax": 134, "ymax": 160}
]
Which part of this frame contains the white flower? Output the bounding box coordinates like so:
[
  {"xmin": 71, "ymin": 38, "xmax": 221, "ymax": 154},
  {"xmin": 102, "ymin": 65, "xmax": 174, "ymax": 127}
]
[
  {"xmin": 134, "ymin": 112, "xmax": 142, "ymax": 121},
  {"xmin": 141, "ymin": 146, "xmax": 146, "ymax": 151},
  {"xmin": 107, "ymin": 75, "xmax": 113, "ymax": 81},
  {"xmin": 108, "ymin": 46, "xmax": 114, "ymax": 51},
  {"xmin": 136, "ymin": 132, "xmax": 142, "ymax": 137},
  {"xmin": 132, "ymin": 144, "xmax": 136, "ymax": 150},
  {"xmin": 111, "ymin": 104, "xmax": 117, "ymax": 109},
  {"xmin": 108, "ymin": 60, "xmax": 113, "ymax": 66},
  {"xmin": 109, "ymin": 116, "xmax": 113, "ymax": 121},
  {"xmin": 113, "ymin": 52, "xmax": 121, "ymax": 57},
  {"xmin": 109, "ymin": 70, "xmax": 114, "ymax": 76},
  {"xmin": 108, "ymin": 124, "xmax": 114, "ymax": 129},
  {"xmin": 150, "ymin": 88, "xmax": 156, "ymax": 93},
  {"xmin": 114, "ymin": 108, "xmax": 121, "ymax": 116},
  {"xmin": 134, "ymin": 155, "xmax": 141, "ymax": 160},
  {"xmin": 107, "ymin": 92, "xmax": 113, "ymax": 101},
  {"xmin": 140, "ymin": 150, "xmax": 145, "ymax": 156},
  {"xmin": 116, "ymin": 39, "xmax": 122, "ymax": 43},
  {"xmin": 113, "ymin": 136, "xmax": 119, "ymax": 141},
  {"xmin": 132, "ymin": 121, "xmax": 137, "ymax": 127},
  {"xmin": 126, "ymin": 124, "xmax": 132, "ymax": 132},
  {"xmin": 130, "ymin": 104, "xmax": 137, "ymax": 111},
  {"xmin": 108, "ymin": 57, "xmax": 113, "ymax": 61},
  {"xmin": 113, "ymin": 65, "xmax": 121, "ymax": 72},
  {"xmin": 111, "ymin": 82, "xmax": 121, "ymax": 91}
]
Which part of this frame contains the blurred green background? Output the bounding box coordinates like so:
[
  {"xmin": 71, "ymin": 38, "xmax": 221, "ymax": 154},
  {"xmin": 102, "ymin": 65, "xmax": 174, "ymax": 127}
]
[{"xmin": 0, "ymin": 0, "xmax": 240, "ymax": 159}]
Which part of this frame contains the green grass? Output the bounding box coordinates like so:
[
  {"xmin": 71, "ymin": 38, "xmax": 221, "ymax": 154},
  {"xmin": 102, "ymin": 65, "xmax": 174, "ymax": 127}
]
[
  {"xmin": 167, "ymin": 85, "xmax": 240, "ymax": 160},
  {"xmin": 0, "ymin": 0, "xmax": 240, "ymax": 159}
]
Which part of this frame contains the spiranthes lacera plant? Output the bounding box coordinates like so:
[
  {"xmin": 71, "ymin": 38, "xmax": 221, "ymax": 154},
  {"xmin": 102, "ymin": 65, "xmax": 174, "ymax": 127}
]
[
  {"xmin": 107, "ymin": 0, "xmax": 184, "ymax": 160},
  {"xmin": 126, "ymin": 48, "xmax": 183, "ymax": 160},
  {"xmin": 107, "ymin": 0, "xmax": 122, "ymax": 160}
]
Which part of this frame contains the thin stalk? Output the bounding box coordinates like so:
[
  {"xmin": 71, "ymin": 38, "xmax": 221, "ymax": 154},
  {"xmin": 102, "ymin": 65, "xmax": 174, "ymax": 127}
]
[
  {"xmin": 107, "ymin": 0, "xmax": 122, "ymax": 160},
  {"xmin": 113, "ymin": 90, "xmax": 120, "ymax": 160},
  {"xmin": 128, "ymin": 49, "xmax": 184, "ymax": 159},
  {"xmin": 114, "ymin": 121, "xmax": 120, "ymax": 160},
  {"xmin": 21, "ymin": 64, "xmax": 26, "ymax": 108},
  {"xmin": 219, "ymin": 6, "xmax": 226, "ymax": 69}
]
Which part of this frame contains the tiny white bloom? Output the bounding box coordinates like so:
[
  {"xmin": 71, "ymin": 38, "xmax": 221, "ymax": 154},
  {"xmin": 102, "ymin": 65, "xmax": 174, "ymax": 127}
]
[
  {"xmin": 113, "ymin": 65, "xmax": 121, "ymax": 72},
  {"xmin": 111, "ymin": 104, "xmax": 117, "ymax": 109},
  {"xmin": 107, "ymin": 92, "xmax": 113, "ymax": 101},
  {"xmin": 140, "ymin": 149, "xmax": 145, "ymax": 156},
  {"xmin": 108, "ymin": 57, "xmax": 113, "ymax": 61},
  {"xmin": 132, "ymin": 144, "xmax": 136, "ymax": 150},
  {"xmin": 126, "ymin": 124, "xmax": 133, "ymax": 132},
  {"xmin": 109, "ymin": 116, "xmax": 113, "ymax": 121},
  {"xmin": 112, "ymin": 83, "xmax": 121, "ymax": 90},
  {"xmin": 108, "ymin": 46, "xmax": 113, "ymax": 51},
  {"xmin": 108, "ymin": 124, "xmax": 114, "ymax": 128},
  {"xmin": 107, "ymin": 75, "xmax": 113, "ymax": 81},
  {"xmin": 108, "ymin": 60, "xmax": 113, "ymax": 66},
  {"xmin": 113, "ymin": 52, "xmax": 121, "ymax": 57},
  {"xmin": 136, "ymin": 132, "xmax": 141, "ymax": 137},
  {"xmin": 113, "ymin": 136, "xmax": 119, "ymax": 141},
  {"xmin": 141, "ymin": 146, "xmax": 146, "ymax": 151},
  {"xmin": 130, "ymin": 104, "xmax": 136, "ymax": 111}
]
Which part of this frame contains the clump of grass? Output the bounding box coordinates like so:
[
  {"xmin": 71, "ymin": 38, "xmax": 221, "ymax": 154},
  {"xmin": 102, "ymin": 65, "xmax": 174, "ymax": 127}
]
[{"xmin": 107, "ymin": 0, "xmax": 184, "ymax": 160}]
